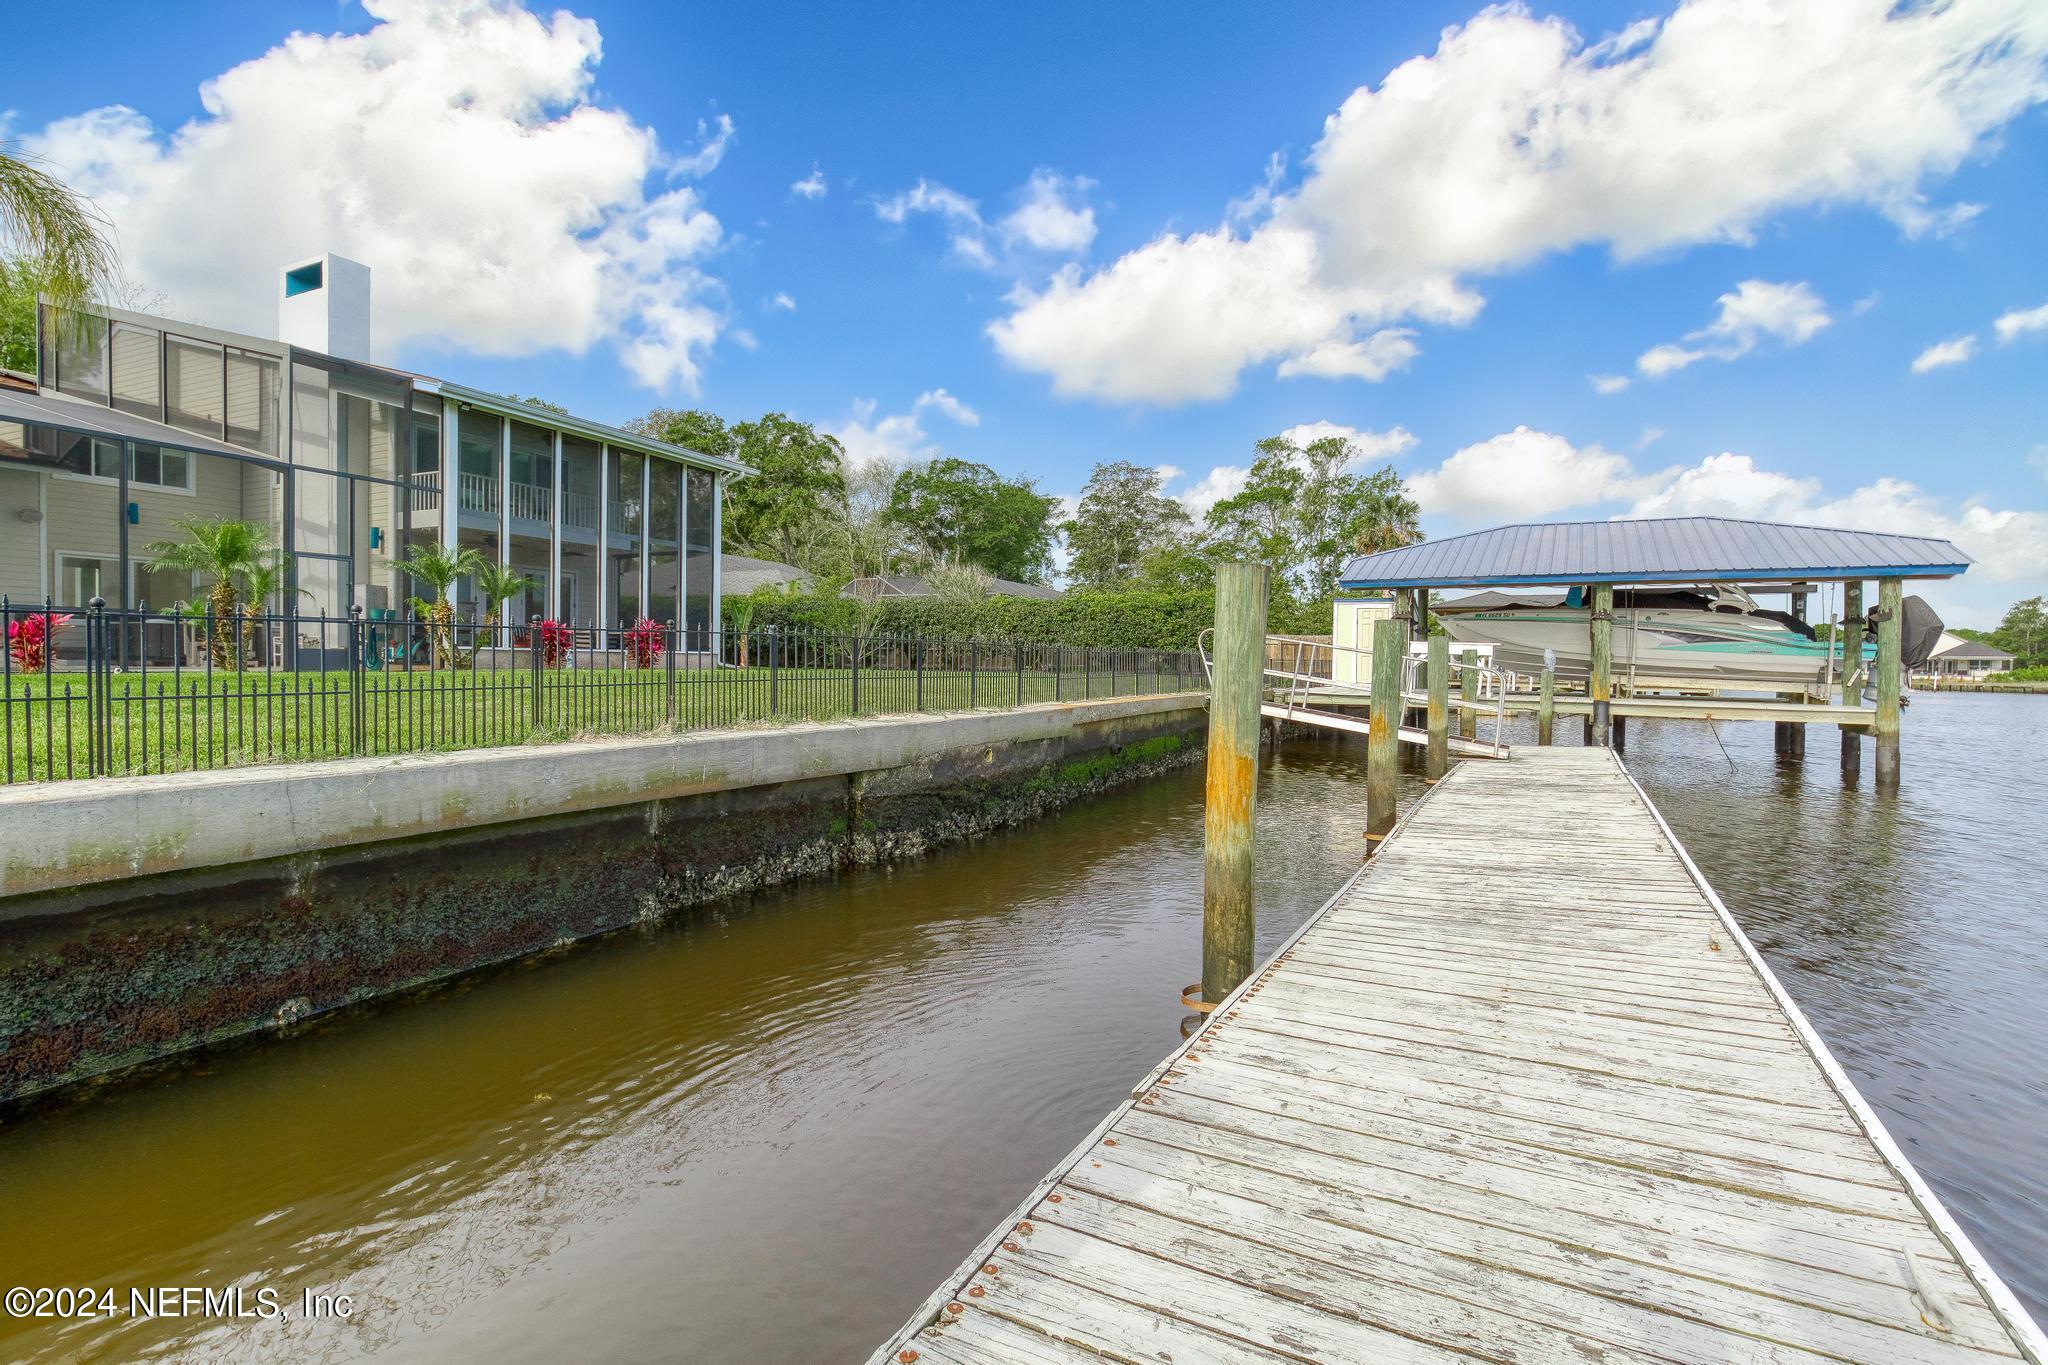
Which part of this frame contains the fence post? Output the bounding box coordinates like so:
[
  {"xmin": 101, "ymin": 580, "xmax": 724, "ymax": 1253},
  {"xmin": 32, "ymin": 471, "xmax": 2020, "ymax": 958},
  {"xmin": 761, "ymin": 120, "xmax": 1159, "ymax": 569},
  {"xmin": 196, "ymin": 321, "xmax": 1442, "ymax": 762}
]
[
  {"xmin": 850, "ymin": 630, "xmax": 862, "ymax": 716},
  {"xmin": 530, "ymin": 616, "xmax": 544, "ymax": 731},
  {"xmin": 666, "ymin": 619, "xmax": 679, "ymax": 722},
  {"xmin": 914, "ymin": 634, "xmax": 925, "ymax": 711},
  {"xmin": 1015, "ymin": 640, "xmax": 1024, "ymax": 708},
  {"xmin": 1054, "ymin": 644, "xmax": 1062, "ymax": 701},
  {"xmin": 86, "ymin": 597, "xmax": 104, "ymax": 776},
  {"xmin": 349, "ymin": 604, "xmax": 366, "ymax": 755},
  {"xmin": 969, "ymin": 640, "xmax": 978, "ymax": 709},
  {"xmin": 1203, "ymin": 562, "xmax": 1268, "ymax": 1011}
]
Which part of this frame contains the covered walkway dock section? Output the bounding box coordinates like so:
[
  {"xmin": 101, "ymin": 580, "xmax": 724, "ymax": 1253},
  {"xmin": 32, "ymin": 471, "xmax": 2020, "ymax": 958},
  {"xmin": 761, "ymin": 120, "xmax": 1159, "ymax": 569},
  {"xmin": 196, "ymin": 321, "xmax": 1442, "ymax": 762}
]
[{"xmin": 1334, "ymin": 515, "xmax": 1971, "ymax": 788}]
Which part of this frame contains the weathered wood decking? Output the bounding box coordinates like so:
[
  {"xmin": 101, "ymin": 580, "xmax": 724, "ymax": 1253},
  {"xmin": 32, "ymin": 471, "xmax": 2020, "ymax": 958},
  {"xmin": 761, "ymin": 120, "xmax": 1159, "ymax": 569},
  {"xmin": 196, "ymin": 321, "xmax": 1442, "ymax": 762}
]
[{"xmin": 874, "ymin": 747, "xmax": 2045, "ymax": 1365}]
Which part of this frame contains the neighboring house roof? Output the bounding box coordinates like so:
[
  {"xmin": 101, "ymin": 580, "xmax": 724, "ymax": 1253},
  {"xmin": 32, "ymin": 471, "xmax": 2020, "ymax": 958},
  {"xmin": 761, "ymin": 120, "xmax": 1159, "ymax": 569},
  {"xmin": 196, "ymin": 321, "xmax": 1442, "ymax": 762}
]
[
  {"xmin": 722, "ymin": 555, "xmax": 810, "ymax": 594},
  {"xmin": 1929, "ymin": 633, "xmax": 2015, "ymax": 662},
  {"xmin": 1339, "ymin": 516, "xmax": 1972, "ymax": 588},
  {"xmin": 841, "ymin": 574, "xmax": 1061, "ymax": 601}
]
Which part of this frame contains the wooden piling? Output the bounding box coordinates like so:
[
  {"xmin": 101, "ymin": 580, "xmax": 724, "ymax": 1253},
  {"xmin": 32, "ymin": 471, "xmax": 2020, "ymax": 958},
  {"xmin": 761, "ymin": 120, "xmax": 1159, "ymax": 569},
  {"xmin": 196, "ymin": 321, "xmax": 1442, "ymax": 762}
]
[
  {"xmin": 1392, "ymin": 588, "xmax": 1417, "ymax": 732},
  {"xmin": 1367, "ymin": 619, "xmax": 1402, "ymax": 844},
  {"xmin": 1458, "ymin": 648, "xmax": 1479, "ymax": 741},
  {"xmin": 1874, "ymin": 577, "xmax": 1902, "ymax": 790},
  {"xmin": 1840, "ymin": 579, "xmax": 1863, "ymax": 782},
  {"xmin": 1589, "ymin": 584, "xmax": 1614, "ymax": 748},
  {"xmin": 1202, "ymin": 562, "xmax": 1268, "ymax": 1007},
  {"xmin": 1537, "ymin": 666, "xmax": 1555, "ymax": 746},
  {"xmin": 1424, "ymin": 634, "xmax": 1449, "ymax": 780},
  {"xmin": 1612, "ymin": 713, "xmax": 1627, "ymax": 751}
]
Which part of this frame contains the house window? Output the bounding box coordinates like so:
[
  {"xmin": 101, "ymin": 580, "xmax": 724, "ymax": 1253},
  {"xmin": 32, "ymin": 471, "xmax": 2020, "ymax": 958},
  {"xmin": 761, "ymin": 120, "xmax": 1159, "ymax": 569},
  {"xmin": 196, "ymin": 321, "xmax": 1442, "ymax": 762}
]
[
  {"xmin": 129, "ymin": 443, "xmax": 192, "ymax": 491},
  {"xmin": 110, "ymin": 322, "xmax": 162, "ymax": 419},
  {"xmin": 58, "ymin": 553, "xmax": 118, "ymax": 607},
  {"xmin": 53, "ymin": 437, "xmax": 193, "ymax": 491}
]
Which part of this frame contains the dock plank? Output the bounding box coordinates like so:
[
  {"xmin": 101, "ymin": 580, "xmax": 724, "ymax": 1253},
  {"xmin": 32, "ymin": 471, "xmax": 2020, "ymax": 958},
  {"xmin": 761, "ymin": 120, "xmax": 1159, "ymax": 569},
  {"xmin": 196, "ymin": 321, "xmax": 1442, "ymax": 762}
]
[{"xmin": 873, "ymin": 748, "xmax": 2044, "ymax": 1365}]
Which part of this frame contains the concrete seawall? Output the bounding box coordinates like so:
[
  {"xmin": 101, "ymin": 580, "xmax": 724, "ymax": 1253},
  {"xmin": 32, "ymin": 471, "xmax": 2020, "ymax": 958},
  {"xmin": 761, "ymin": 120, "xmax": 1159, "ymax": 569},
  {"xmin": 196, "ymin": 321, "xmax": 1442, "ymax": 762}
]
[{"xmin": 0, "ymin": 694, "xmax": 1208, "ymax": 1103}]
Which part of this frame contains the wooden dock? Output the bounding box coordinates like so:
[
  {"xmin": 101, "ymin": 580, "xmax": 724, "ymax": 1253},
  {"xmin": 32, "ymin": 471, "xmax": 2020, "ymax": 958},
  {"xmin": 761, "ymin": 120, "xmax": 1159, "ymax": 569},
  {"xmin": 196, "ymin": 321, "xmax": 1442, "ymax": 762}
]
[{"xmin": 873, "ymin": 747, "xmax": 2045, "ymax": 1365}]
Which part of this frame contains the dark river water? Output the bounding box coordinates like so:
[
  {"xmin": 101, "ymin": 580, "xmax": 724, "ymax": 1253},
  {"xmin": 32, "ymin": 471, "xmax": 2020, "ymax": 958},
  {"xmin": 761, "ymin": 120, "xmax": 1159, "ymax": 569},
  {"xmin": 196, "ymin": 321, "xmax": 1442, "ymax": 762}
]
[{"xmin": 2, "ymin": 693, "xmax": 2042, "ymax": 1360}]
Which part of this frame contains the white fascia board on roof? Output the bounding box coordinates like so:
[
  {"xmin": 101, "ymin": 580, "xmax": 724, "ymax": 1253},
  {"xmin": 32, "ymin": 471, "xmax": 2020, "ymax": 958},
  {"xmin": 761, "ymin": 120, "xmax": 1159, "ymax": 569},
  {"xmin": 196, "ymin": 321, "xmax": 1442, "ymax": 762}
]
[{"xmin": 436, "ymin": 381, "xmax": 752, "ymax": 479}]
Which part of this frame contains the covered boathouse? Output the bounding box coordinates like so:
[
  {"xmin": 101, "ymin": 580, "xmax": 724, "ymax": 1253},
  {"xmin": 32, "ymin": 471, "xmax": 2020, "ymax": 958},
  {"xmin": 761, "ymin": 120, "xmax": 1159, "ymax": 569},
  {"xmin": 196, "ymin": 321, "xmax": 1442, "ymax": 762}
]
[{"xmin": 1336, "ymin": 515, "xmax": 1973, "ymax": 789}]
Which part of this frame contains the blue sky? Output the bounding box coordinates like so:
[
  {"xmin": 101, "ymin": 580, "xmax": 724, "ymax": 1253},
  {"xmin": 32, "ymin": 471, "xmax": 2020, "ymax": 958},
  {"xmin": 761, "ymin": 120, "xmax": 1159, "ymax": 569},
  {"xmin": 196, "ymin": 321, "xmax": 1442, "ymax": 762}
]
[{"xmin": 9, "ymin": 0, "xmax": 2046, "ymax": 621}]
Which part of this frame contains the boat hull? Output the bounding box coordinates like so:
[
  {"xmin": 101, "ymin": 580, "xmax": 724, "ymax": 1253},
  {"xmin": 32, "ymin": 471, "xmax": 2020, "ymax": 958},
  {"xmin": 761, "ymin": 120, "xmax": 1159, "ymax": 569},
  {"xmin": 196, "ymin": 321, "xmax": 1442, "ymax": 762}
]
[{"xmin": 1439, "ymin": 608, "xmax": 1860, "ymax": 688}]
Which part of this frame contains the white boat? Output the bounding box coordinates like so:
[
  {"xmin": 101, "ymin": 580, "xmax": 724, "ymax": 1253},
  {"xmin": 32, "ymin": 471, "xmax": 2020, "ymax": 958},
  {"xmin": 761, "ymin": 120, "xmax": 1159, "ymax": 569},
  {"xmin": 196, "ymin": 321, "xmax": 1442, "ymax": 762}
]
[{"xmin": 1432, "ymin": 585, "xmax": 1893, "ymax": 690}]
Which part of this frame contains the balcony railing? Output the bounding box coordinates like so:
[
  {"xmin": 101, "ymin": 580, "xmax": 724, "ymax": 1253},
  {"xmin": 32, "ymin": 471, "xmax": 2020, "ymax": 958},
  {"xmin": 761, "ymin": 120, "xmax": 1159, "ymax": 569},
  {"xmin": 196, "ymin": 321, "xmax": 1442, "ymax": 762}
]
[
  {"xmin": 458, "ymin": 472, "xmax": 498, "ymax": 515},
  {"xmin": 560, "ymin": 489, "xmax": 598, "ymax": 530},
  {"xmin": 508, "ymin": 480, "xmax": 552, "ymax": 525}
]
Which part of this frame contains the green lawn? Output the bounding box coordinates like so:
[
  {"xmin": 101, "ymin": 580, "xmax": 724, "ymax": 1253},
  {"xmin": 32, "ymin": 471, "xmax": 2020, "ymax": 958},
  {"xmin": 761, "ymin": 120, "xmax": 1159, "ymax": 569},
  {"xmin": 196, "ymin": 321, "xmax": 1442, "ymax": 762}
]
[{"xmin": 2, "ymin": 659, "xmax": 1203, "ymax": 784}]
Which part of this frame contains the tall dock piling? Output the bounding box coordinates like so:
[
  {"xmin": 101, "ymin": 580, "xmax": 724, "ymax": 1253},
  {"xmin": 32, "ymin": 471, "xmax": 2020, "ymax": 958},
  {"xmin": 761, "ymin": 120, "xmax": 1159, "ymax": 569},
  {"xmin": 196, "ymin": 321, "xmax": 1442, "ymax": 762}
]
[
  {"xmin": 1840, "ymin": 580, "xmax": 1864, "ymax": 782},
  {"xmin": 1202, "ymin": 561, "xmax": 1268, "ymax": 1006},
  {"xmin": 1589, "ymin": 583, "xmax": 1614, "ymax": 747},
  {"xmin": 1875, "ymin": 576, "xmax": 1903, "ymax": 790},
  {"xmin": 1367, "ymin": 618, "xmax": 1402, "ymax": 844},
  {"xmin": 1425, "ymin": 634, "xmax": 1450, "ymax": 780},
  {"xmin": 1537, "ymin": 666, "xmax": 1555, "ymax": 746}
]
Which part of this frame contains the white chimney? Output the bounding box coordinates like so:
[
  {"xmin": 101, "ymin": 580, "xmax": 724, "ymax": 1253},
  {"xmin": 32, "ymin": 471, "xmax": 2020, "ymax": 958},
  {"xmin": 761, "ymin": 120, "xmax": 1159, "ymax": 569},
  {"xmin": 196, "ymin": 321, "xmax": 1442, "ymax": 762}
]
[{"xmin": 278, "ymin": 253, "xmax": 371, "ymax": 359}]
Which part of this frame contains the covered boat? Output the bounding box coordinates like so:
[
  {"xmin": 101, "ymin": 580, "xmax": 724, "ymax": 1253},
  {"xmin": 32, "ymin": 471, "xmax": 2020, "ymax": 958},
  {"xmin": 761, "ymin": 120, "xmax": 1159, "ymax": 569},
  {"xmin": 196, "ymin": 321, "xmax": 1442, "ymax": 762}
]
[{"xmin": 1433, "ymin": 584, "xmax": 1940, "ymax": 690}]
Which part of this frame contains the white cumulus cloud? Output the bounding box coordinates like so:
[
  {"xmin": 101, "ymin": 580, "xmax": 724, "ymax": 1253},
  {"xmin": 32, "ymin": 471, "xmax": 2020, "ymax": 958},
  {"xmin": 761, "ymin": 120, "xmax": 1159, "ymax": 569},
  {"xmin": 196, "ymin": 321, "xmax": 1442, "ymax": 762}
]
[
  {"xmin": 791, "ymin": 164, "xmax": 827, "ymax": 199},
  {"xmin": 991, "ymin": 0, "xmax": 2048, "ymax": 404},
  {"xmin": 1410, "ymin": 426, "xmax": 1662, "ymax": 523},
  {"xmin": 999, "ymin": 170, "xmax": 1097, "ymax": 253},
  {"xmin": 1171, "ymin": 466, "xmax": 1253, "ymax": 523},
  {"xmin": 23, "ymin": 0, "xmax": 736, "ymax": 391},
  {"xmin": 1911, "ymin": 335, "xmax": 1978, "ymax": 373},
  {"xmin": 827, "ymin": 389, "xmax": 979, "ymax": 468},
  {"xmin": 1590, "ymin": 373, "xmax": 1631, "ymax": 395},
  {"xmin": 1620, "ymin": 453, "xmax": 2047, "ymax": 619},
  {"xmin": 1275, "ymin": 421, "xmax": 1418, "ymax": 467},
  {"xmin": 1635, "ymin": 280, "xmax": 1832, "ymax": 377},
  {"xmin": 879, "ymin": 169, "xmax": 1097, "ymax": 268},
  {"xmin": 769, "ymin": 292, "xmax": 797, "ymax": 311},
  {"xmin": 1994, "ymin": 300, "xmax": 2048, "ymax": 343}
]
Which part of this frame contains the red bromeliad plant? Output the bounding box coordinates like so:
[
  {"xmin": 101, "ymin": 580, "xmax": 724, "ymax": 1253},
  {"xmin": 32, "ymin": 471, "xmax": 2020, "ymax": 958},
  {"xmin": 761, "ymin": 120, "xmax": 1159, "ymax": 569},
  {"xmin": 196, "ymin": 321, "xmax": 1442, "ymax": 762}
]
[
  {"xmin": 7, "ymin": 612, "xmax": 73, "ymax": 675},
  {"xmin": 623, "ymin": 617, "xmax": 664, "ymax": 669},
  {"xmin": 537, "ymin": 619, "xmax": 574, "ymax": 669}
]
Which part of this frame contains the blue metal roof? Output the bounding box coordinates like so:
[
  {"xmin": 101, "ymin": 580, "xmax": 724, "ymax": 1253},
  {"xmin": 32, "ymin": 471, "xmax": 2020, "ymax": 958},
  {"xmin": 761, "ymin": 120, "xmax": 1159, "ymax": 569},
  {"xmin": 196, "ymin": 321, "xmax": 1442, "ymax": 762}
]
[{"xmin": 1338, "ymin": 516, "xmax": 1971, "ymax": 589}]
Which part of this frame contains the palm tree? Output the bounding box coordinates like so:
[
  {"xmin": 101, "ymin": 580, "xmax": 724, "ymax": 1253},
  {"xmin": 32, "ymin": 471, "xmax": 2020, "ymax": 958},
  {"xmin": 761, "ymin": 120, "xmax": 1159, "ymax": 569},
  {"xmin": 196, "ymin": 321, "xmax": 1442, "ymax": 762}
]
[
  {"xmin": 2, "ymin": 146, "xmax": 118, "ymax": 371},
  {"xmin": 401, "ymin": 543, "xmax": 486, "ymax": 669},
  {"xmin": 237, "ymin": 553, "xmax": 308, "ymax": 669},
  {"xmin": 722, "ymin": 594, "xmax": 756, "ymax": 666},
  {"xmin": 144, "ymin": 517, "xmax": 272, "ymax": 668},
  {"xmin": 468, "ymin": 561, "xmax": 531, "ymax": 665}
]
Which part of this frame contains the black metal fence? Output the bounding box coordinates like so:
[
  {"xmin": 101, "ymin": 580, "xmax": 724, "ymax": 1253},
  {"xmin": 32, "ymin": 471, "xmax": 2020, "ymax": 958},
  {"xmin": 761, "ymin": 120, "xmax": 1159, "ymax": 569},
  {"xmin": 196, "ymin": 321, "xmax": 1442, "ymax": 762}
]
[{"xmin": 1, "ymin": 598, "xmax": 1206, "ymax": 785}]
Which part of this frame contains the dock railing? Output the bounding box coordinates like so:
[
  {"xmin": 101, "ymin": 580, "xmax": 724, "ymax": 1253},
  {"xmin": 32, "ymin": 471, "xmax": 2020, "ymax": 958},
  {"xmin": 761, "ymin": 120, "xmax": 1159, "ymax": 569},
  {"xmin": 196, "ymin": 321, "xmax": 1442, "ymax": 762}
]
[{"xmin": 1202, "ymin": 630, "xmax": 1513, "ymax": 757}]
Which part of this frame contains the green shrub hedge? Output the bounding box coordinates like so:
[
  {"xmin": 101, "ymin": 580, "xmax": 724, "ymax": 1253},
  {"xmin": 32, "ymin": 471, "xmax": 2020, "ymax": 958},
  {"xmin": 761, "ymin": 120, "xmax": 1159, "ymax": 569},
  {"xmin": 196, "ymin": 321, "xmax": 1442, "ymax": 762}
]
[{"xmin": 741, "ymin": 587, "xmax": 1330, "ymax": 650}]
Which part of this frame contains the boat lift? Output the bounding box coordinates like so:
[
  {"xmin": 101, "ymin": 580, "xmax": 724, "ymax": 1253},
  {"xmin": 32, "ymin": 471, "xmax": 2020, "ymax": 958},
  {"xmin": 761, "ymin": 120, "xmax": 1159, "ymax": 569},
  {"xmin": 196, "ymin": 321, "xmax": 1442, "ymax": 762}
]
[{"xmin": 1199, "ymin": 631, "xmax": 1512, "ymax": 758}]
